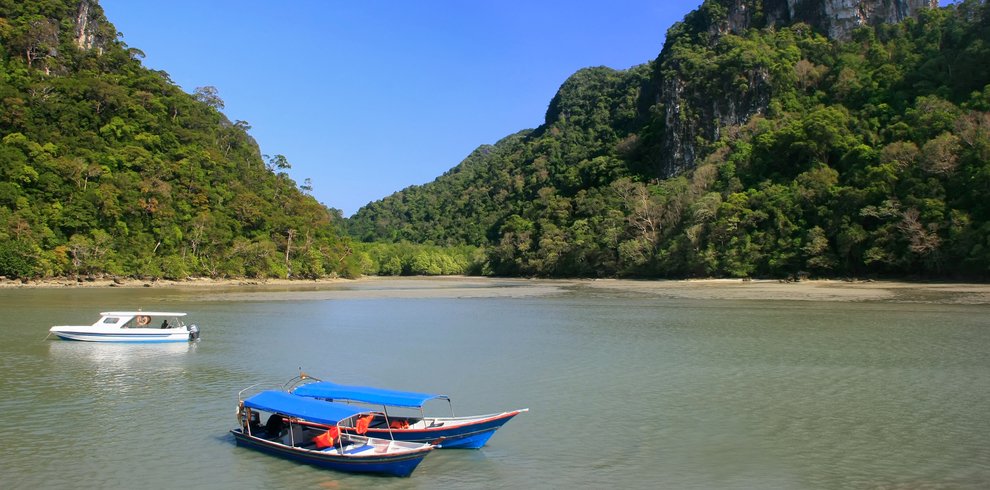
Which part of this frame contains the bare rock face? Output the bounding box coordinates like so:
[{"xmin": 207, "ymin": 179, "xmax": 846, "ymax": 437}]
[
  {"xmin": 711, "ymin": 0, "xmax": 937, "ymax": 40},
  {"xmin": 74, "ymin": 0, "xmax": 105, "ymax": 53},
  {"xmin": 762, "ymin": 0, "xmax": 938, "ymax": 41},
  {"xmin": 654, "ymin": 0, "xmax": 940, "ymax": 179}
]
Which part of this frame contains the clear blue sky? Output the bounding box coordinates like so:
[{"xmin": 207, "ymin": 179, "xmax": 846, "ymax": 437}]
[{"xmin": 97, "ymin": 1, "xmax": 701, "ymax": 215}]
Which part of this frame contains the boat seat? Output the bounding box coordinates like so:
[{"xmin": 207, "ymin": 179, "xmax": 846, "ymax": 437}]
[{"xmin": 342, "ymin": 444, "xmax": 372, "ymax": 454}]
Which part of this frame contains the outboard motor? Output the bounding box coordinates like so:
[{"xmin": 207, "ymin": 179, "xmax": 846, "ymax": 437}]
[{"xmin": 188, "ymin": 324, "xmax": 200, "ymax": 341}]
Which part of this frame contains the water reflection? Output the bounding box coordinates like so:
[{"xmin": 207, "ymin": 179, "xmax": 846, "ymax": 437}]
[
  {"xmin": 48, "ymin": 338, "xmax": 197, "ymax": 360},
  {"xmin": 48, "ymin": 339, "xmax": 197, "ymax": 365},
  {"xmin": 48, "ymin": 341, "xmax": 196, "ymax": 391}
]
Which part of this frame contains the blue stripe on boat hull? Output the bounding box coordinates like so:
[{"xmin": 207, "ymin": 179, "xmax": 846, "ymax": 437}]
[
  {"xmin": 52, "ymin": 331, "xmax": 188, "ymax": 343},
  {"xmin": 230, "ymin": 429, "xmax": 428, "ymax": 477}
]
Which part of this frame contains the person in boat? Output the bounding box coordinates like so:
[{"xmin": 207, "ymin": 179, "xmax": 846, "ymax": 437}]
[
  {"xmin": 135, "ymin": 315, "xmax": 151, "ymax": 326},
  {"xmin": 247, "ymin": 411, "xmax": 263, "ymax": 435},
  {"xmin": 264, "ymin": 413, "xmax": 285, "ymax": 438}
]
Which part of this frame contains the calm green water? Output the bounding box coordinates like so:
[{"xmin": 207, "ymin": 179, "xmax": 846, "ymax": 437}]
[{"xmin": 1, "ymin": 281, "xmax": 988, "ymax": 489}]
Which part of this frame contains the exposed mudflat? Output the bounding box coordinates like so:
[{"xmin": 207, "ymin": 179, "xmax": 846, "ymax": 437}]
[{"xmin": 6, "ymin": 275, "xmax": 989, "ymax": 305}]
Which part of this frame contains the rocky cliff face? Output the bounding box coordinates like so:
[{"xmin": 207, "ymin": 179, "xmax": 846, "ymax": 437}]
[
  {"xmin": 75, "ymin": 0, "xmax": 104, "ymax": 52},
  {"xmin": 19, "ymin": 0, "xmax": 111, "ymax": 74},
  {"xmin": 715, "ymin": 0, "xmax": 937, "ymax": 40},
  {"xmin": 653, "ymin": 0, "xmax": 939, "ymax": 179},
  {"xmin": 760, "ymin": 0, "xmax": 938, "ymax": 40}
]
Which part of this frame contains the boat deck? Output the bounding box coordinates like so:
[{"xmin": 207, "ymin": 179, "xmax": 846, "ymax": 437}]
[{"xmin": 252, "ymin": 422, "xmax": 423, "ymax": 456}]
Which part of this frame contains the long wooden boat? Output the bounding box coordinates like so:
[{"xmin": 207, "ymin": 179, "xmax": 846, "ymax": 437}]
[
  {"xmin": 289, "ymin": 376, "xmax": 527, "ymax": 449},
  {"xmin": 232, "ymin": 390, "xmax": 434, "ymax": 477},
  {"xmin": 49, "ymin": 311, "xmax": 200, "ymax": 343}
]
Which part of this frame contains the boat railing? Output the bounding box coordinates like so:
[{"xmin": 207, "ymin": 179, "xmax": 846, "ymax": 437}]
[
  {"xmin": 236, "ymin": 382, "xmax": 284, "ymax": 402},
  {"xmin": 282, "ymin": 372, "xmax": 321, "ymax": 392}
]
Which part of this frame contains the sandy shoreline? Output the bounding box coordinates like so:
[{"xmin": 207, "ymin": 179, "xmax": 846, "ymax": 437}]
[
  {"xmin": 2, "ymin": 275, "xmax": 989, "ymax": 304},
  {"xmin": 580, "ymin": 278, "xmax": 990, "ymax": 304},
  {"xmin": 0, "ymin": 276, "xmax": 350, "ymax": 289}
]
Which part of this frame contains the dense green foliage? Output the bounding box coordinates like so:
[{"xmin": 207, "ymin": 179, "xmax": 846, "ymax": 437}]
[
  {"xmin": 349, "ymin": 0, "xmax": 990, "ymax": 279},
  {"xmin": 353, "ymin": 242, "xmax": 485, "ymax": 276},
  {"xmin": 0, "ymin": 0, "xmax": 362, "ymax": 279}
]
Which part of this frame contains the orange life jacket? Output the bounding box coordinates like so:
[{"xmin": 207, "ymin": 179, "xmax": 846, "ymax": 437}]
[
  {"xmin": 356, "ymin": 415, "xmax": 374, "ymax": 435},
  {"xmin": 389, "ymin": 419, "xmax": 409, "ymax": 429},
  {"xmin": 312, "ymin": 426, "xmax": 339, "ymax": 449}
]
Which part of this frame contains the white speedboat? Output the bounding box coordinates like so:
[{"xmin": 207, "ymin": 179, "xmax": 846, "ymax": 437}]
[{"xmin": 49, "ymin": 311, "xmax": 200, "ymax": 343}]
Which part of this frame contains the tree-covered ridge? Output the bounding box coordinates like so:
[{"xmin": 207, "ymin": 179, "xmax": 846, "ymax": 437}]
[
  {"xmin": 0, "ymin": 0, "xmax": 364, "ymax": 279},
  {"xmin": 349, "ymin": 0, "xmax": 990, "ymax": 279}
]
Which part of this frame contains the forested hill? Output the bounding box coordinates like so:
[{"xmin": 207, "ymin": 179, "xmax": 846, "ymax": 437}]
[
  {"xmin": 348, "ymin": 0, "xmax": 990, "ymax": 279},
  {"xmin": 0, "ymin": 0, "xmax": 362, "ymax": 280}
]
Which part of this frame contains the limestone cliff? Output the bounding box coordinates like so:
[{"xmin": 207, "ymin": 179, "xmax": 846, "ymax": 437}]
[
  {"xmin": 74, "ymin": 0, "xmax": 107, "ymax": 53},
  {"xmin": 652, "ymin": 0, "xmax": 939, "ymax": 179},
  {"xmin": 723, "ymin": 0, "xmax": 938, "ymax": 40}
]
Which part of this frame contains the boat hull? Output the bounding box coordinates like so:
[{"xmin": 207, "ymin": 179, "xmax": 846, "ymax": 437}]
[
  {"xmin": 230, "ymin": 429, "xmax": 430, "ymax": 477},
  {"xmin": 357, "ymin": 410, "xmax": 525, "ymax": 449},
  {"xmin": 49, "ymin": 327, "xmax": 191, "ymax": 343}
]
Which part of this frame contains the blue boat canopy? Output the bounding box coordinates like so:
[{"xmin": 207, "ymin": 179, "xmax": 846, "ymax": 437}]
[
  {"xmin": 243, "ymin": 390, "xmax": 369, "ymax": 426},
  {"xmin": 293, "ymin": 381, "xmax": 449, "ymax": 408}
]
